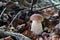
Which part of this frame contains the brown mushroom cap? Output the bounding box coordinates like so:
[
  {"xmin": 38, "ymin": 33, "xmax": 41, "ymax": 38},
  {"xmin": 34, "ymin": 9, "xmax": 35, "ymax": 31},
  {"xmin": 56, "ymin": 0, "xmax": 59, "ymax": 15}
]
[{"xmin": 30, "ymin": 14, "xmax": 44, "ymax": 21}]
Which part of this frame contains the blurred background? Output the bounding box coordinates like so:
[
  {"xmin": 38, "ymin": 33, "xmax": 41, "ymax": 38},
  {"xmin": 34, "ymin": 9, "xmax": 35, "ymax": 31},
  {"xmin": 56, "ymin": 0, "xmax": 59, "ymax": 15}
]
[{"xmin": 0, "ymin": 0, "xmax": 60, "ymax": 40}]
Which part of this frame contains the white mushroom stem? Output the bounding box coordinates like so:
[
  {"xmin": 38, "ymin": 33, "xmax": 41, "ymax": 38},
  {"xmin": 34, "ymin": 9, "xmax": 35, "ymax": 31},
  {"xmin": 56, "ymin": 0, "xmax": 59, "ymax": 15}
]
[{"xmin": 31, "ymin": 21, "xmax": 43, "ymax": 35}]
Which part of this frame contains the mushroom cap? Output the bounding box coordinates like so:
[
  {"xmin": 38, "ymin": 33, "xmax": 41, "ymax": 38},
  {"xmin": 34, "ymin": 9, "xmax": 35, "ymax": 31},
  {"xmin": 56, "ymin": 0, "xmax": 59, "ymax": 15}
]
[{"xmin": 30, "ymin": 14, "xmax": 44, "ymax": 21}]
